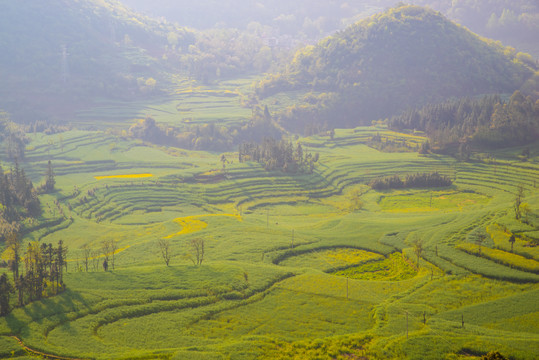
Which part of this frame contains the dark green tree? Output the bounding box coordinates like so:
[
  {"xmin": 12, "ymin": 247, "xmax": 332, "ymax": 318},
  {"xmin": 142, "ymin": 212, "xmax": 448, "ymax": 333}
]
[
  {"xmin": 44, "ymin": 160, "xmax": 55, "ymax": 193},
  {"xmin": 0, "ymin": 273, "xmax": 14, "ymax": 316},
  {"xmin": 514, "ymin": 184, "xmax": 524, "ymax": 220},
  {"xmin": 509, "ymin": 234, "xmax": 516, "ymax": 253}
]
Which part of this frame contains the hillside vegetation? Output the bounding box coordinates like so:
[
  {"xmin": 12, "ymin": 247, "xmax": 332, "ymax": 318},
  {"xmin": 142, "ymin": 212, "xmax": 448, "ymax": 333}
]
[
  {"xmin": 256, "ymin": 5, "xmax": 536, "ymax": 132},
  {"xmin": 0, "ymin": 0, "xmax": 195, "ymax": 122},
  {"xmin": 0, "ymin": 2, "xmax": 538, "ymax": 360}
]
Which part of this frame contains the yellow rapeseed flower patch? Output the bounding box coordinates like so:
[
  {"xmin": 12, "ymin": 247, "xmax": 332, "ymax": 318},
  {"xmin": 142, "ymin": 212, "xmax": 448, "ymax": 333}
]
[
  {"xmin": 486, "ymin": 224, "xmax": 511, "ymax": 247},
  {"xmin": 457, "ymin": 243, "xmax": 539, "ymax": 273},
  {"xmin": 94, "ymin": 174, "xmax": 154, "ymax": 180},
  {"xmin": 165, "ymin": 214, "xmax": 242, "ymax": 239},
  {"xmin": 325, "ymin": 248, "xmax": 384, "ymax": 267}
]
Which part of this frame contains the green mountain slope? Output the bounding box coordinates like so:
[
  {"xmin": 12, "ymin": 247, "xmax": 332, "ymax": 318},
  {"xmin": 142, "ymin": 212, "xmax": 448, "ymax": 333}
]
[
  {"xmin": 0, "ymin": 0, "xmax": 193, "ymax": 122},
  {"xmin": 256, "ymin": 5, "xmax": 536, "ymax": 132}
]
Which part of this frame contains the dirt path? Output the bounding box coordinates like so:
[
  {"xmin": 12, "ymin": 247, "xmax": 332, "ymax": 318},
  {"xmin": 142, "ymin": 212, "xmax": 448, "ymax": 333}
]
[{"xmin": 11, "ymin": 336, "xmax": 88, "ymax": 360}]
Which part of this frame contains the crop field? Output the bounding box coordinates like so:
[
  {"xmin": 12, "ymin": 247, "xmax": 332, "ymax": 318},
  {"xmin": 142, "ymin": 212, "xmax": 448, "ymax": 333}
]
[
  {"xmin": 1, "ymin": 96, "xmax": 539, "ymax": 360},
  {"xmin": 73, "ymin": 77, "xmax": 256, "ymax": 129}
]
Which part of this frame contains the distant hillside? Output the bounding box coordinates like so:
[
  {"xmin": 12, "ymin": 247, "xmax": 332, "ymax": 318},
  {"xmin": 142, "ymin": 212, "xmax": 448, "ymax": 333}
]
[
  {"xmin": 121, "ymin": 0, "xmax": 385, "ymax": 39},
  {"xmin": 0, "ymin": 0, "xmax": 194, "ymax": 123},
  {"xmin": 256, "ymin": 5, "xmax": 537, "ymax": 133},
  {"xmin": 410, "ymin": 0, "xmax": 539, "ymax": 58}
]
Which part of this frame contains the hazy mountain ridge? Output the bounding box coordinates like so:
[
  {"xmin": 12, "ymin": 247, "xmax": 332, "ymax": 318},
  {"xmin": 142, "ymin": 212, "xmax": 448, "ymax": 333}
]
[
  {"xmin": 0, "ymin": 0, "xmax": 194, "ymax": 122},
  {"xmin": 255, "ymin": 5, "xmax": 536, "ymax": 132},
  {"xmin": 409, "ymin": 0, "xmax": 539, "ymax": 57}
]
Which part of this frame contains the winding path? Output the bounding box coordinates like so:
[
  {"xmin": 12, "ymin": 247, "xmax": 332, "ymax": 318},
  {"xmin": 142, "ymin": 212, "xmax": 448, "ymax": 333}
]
[{"xmin": 11, "ymin": 336, "xmax": 88, "ymax": 360}]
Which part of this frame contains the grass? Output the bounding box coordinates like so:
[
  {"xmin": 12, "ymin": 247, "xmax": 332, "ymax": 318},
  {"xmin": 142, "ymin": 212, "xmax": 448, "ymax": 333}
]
[{"xmin": 1, "ymin": 97, "xmax": 538, "ymax": 359}]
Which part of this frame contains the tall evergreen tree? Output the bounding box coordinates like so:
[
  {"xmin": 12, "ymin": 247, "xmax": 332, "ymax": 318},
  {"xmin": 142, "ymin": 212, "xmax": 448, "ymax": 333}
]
[
  {"xmin": 0, "ymin": 273, "xmax": 14, "ymax": 316},
  {"xmin": 44, "ymin": 160, "xmax": 55, "ymax": 193}
]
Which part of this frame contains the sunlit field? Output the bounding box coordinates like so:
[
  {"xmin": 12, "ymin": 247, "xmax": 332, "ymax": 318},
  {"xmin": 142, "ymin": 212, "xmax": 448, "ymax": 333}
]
[{"xmin": 1, "ymin": 116, "xmax": 537, "ymax": 360}]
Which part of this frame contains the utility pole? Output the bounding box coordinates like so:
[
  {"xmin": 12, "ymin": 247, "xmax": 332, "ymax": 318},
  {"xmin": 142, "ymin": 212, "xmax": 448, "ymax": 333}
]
[{"xmin": 61, "ymin": 44, "xmax": 69, "ymax": 84}]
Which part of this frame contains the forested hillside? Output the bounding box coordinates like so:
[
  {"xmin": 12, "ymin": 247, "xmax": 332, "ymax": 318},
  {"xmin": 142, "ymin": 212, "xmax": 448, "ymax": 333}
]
[
  {"xmin": 0, "ymin": 0, "xmax": 194, "ymax": 122},
  {"xmin": 255, "ymin": 4, "xmax": 536, "ymax": 133},
  {"xmin": 121, "ymin": 0, "xmax": 385, "ymax": 39},
  {"xmin": 389, "ymin": 90, "xmax": 539, "ymax": 151},
  {"xmin": 410, "ymin": 0, "xmax": 539, "ymax": 57}
]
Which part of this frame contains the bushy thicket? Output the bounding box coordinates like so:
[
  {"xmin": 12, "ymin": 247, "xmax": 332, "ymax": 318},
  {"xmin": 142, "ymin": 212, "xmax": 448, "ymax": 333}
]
[
  {"xmin": 239, "ymin": 137, "xmax": 319, "ymax": 173},
  {"xmin": 369, "ymin": 172, "xmax": 452, "ymax": 190},
  {"xmin": 389, "ymin": 91, "xmax": 539, "ymax": 150}
]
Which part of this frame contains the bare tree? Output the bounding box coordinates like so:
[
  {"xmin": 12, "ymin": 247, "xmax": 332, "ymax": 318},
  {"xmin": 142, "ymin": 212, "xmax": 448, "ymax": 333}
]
[
  {"xmin": 110, "ymin": 240, "xmax": 118, "ymax": 270},
  {"xmin": 514, "ymin": 184, "xmax": 524, "ymax": 220},
  {"xmin": 83, "ymin": 245, "xmax": 91, "ymax": 272},
  {"xmin": 509, "ymin": 234, "xmax": 516, "ymax": 253},
  {"xmin": 412, "ymin": 238, "xmax": 423, "ymax": 267},
  {"xmin": 91, "ymin": 249, "xmax": 100, "ymax": 271},
  {"xmin": 158, "ymin": 239, "xmax": 172, "ymax": 266},
  {"xmin": 476, "ymin": 233, "xmax": 485, "ymax": 255},
  {"xmin": 189, "ymin": 238, "xmax": 205, "ymax": 266},
  {"xmin": 101, "ymin": 240, "xmax": 111, "ymax": 264}
]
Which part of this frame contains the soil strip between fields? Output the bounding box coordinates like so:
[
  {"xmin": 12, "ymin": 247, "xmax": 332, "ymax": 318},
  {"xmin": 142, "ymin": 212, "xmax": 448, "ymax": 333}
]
[{"xmin": 11, "ymin": 336, "xmax": 88, "ymax": 360}]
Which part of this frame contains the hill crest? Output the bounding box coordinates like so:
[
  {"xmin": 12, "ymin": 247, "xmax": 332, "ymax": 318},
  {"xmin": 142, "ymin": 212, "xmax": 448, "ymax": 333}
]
[{"xmin": 256, "ymin": 4, "xmax": 536, "ymax": 131}]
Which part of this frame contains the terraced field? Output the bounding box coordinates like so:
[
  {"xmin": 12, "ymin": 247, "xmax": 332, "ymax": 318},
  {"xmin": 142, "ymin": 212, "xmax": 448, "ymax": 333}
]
[{"xmin": 1, "ymin": 126, "xmax": 538, "ymax": 359}]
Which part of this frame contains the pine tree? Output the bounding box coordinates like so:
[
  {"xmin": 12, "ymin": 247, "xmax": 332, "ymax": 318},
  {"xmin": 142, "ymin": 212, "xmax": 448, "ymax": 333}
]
[
  {"xmin": 0, "ymin": 273, "xmax": 14, "ymax": 316},
  {"xmin": 45, "ymin": 160, "xmax": 55, "ymax": 193}
]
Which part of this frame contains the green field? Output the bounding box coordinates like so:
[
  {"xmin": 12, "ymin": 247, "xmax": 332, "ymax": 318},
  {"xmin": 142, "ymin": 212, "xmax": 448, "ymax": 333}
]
[{"xmin": 1, "ymin": 89, "xmax": 539, "ymax": 360}]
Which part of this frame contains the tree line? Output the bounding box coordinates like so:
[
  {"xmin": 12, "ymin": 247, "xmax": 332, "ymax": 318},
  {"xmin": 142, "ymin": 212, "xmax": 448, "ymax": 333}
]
[
  {"xmin": 127, "ymin": 106, "xmax": 283, "ymax": 152},
  {"xmin": 239, "ymin": 137, "xmax": 319, "ymax": 173},
  {"xmin": 369, "ymin": 172, "xmax": 452, "ymax": 190},
  {"xmin": 254, "ymin": 5, "xmax": 535, "ymax": 133},
  {"xmin": 0, "ymin": 163, "xmax": 41, "ymax": 240},
  {"xmin": 0, "ymin": 235, "xmax": 67, "ymax": 316},
  {"xmin": 389, "ymin": 91, "xmax": 539, "ymax": 152}
]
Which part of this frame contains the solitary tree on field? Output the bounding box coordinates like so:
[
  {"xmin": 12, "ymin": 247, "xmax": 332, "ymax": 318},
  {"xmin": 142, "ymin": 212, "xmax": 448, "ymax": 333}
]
[
  {"xmin": 520, "ymin": 203, "xmax": 531, "ymax": 224},
  {"xmin": 509, "ymin": 234, "xmax": 516, "ymax": 253},
  {"xmin": 82, "ymin": 245, "xmax": 91, "ymax": 272},
  {"xmin": 0, "ymin": 273, "xmax": 14, "ymax": 316},
  {"xmin": 189, "ymin": 238, "xmax": 205, "ymax": 266},
  {"xmin": 220, "ymin": 154, "xmax": 227, "ymax": 171},
  {"xmin": 476, "ymin": 233, "xmax": 485, "ymax": 255},
  {"xmin": 44, "ymin": 160, "xmax": 55, "ymax": 193},
  {"xmin": 158, "ymin": 238, "xmax": 172, "ymax": 266},
  {"xmin": 110, "ymin": 240, "xmax": 118, "ymax": 270},
  {"xmin": 412, "ymin": 238, "xmax": 423, "ymax": 267},
  {"xmin": 514, "ymin": 184, "xmax": 524, "ymax": 220}
]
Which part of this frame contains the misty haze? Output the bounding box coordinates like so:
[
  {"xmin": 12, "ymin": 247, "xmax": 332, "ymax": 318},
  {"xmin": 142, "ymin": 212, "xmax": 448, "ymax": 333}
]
[{"xmin": 0, "ymin": 1, "xmax": 538, "ymax": 359}]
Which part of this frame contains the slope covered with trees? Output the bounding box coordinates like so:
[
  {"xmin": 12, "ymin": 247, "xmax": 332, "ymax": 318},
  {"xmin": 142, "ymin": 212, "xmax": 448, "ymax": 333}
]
[
  {"xmin": 410, "ymin": 0, "xmax": 539, "ymax": 58},
  {"xmin": 389, "ymin": 90, "xmax": 539, "ymax": 151},
  {"xmin": 256, "ymin": 4, "xmax": 536, "ymax": 133},
  {"xmin": 0, "ymin": 0, "xmax": 194, "ymax": 122}
]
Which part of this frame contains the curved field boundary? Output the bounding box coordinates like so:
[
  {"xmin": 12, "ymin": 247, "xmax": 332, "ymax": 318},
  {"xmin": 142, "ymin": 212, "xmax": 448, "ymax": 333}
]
[
  {"xmin": 94, "ymin": 173, "xmax": 154, "ymax": 180},
  {"xmin": 11, "ymin": 336, "xmax": 88, "ymax": 360},
  {"xmin": 272, "ymin": 245, "xmax": 391, "ymax": 265}
]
